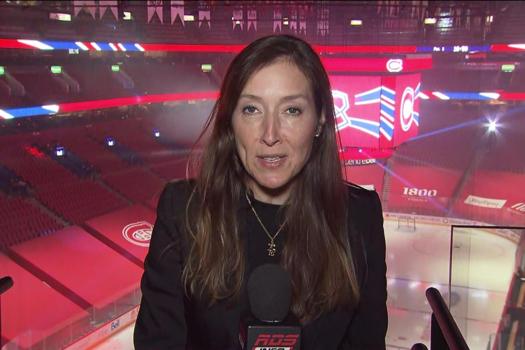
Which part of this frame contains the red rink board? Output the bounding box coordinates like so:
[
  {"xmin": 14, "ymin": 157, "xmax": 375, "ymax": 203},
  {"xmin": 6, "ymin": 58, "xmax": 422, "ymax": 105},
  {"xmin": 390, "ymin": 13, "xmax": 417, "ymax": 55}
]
[
  {"xmin": 0, "ymin": 253, "xmax": 88, "ymax": 348},
  {"xmin": 85, "ymin": 204, "xmax": 156, "ymax": 263},
  {"xmin": 343, "ymin": 163, "xmax": 385, "ymax": 194},
  {"xmin": 388, "ymin": 164, "xmax": 461, "ymax": 213},
  {"xmin": 454, "ymin": 170, "xmax": 525, "ymax": 224},
  {"xmin": 10, "ymin": 226, "xmax": 144, "ymax": 309}
]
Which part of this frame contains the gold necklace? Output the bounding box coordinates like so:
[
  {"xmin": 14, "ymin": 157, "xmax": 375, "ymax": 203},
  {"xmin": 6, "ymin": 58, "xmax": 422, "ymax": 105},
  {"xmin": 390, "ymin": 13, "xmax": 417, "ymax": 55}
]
[{"xmin": 245, "ymin": 192, "xmax": 286, "ymax": 257}]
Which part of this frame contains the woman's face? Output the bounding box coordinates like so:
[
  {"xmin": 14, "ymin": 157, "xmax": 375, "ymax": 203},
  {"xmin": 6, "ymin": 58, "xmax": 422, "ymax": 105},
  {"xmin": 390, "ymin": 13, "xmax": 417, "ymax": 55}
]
[{"xmin": 232, "ymin": 59, "xmax": 323, "ymax": 204}]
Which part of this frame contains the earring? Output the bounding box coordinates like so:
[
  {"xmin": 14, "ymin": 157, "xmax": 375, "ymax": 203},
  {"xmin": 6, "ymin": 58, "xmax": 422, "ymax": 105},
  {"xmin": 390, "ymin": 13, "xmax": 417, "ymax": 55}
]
[{"xmin": 314, "ymin": 125, "xmax": 322, "ymax": 138}]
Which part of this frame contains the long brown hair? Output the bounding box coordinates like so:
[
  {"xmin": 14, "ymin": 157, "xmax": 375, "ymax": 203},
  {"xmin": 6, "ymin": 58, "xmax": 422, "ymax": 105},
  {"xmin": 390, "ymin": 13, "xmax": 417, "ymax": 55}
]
[{"xmin": 183, "ymin": 35, "xmax": 359, "ymax": 322}]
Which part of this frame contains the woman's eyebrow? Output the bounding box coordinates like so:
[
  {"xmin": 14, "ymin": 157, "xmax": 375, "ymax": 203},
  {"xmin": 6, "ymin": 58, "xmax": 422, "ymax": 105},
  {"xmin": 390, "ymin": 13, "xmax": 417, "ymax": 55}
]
[
  {"xmin": 239, "ymin": 94, "xmax": 262, "ymax": 101},
  {"xmin": 238, "ymin": 93, "xmax": 308, "ymax": 102},
  {"xmin": 280, "ymin": 94, "xmax": 308, "ymax": 102}
]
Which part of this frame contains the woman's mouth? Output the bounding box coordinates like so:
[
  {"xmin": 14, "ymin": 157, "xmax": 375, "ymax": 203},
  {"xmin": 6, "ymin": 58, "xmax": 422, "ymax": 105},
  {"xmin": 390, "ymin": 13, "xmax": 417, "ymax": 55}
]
[{"xmin": 257, "ymin": 155, "xmax": 287, "ymax": 168}]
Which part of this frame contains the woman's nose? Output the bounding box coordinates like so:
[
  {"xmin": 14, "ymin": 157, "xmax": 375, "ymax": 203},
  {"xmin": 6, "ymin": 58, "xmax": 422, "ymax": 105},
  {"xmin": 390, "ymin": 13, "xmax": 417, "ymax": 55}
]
[{"xmin": 261, "ymin": 114, "xmax": 281, "ymax": 146}]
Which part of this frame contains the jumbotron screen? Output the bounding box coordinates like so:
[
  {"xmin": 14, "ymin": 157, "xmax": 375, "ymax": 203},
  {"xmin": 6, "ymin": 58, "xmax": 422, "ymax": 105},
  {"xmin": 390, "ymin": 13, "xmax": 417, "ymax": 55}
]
[{"xmin": 329, "ymin": 74, "xmax": 421, "ymax": 152}]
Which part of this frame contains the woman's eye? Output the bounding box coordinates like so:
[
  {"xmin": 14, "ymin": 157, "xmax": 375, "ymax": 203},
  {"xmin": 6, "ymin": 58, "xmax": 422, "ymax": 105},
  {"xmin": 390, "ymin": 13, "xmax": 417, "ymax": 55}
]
[
  {"xmin": 242, "ymin": 105, "xmax": 258, "ymax": 114},
  {"xmin": 286, "ymin": 107, "xmax": 302, "ymax": 115}
]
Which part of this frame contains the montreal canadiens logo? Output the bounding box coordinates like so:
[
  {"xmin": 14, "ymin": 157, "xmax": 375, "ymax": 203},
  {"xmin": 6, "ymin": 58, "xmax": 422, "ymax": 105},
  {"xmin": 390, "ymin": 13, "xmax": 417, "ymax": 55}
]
[
  {"xmin": 386, "ymin": 58, "xmax": 403, "ymax": 73},
  {"xmin": 122, "ymin": 221, "xmax": 153, "ymax": 247},
  {"xmin": 400, "ymin": 87, "xmax": 415, "ymax": 132},
  {"xmin": 332, "ymin": 90, "xmax": 351, "ymax": 131}
]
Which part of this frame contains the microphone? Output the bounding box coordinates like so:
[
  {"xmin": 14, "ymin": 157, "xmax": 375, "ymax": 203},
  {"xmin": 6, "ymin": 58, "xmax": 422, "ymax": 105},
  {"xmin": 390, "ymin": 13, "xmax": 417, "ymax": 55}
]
[{"xmin": 240, "ymin": 264, "xmax": 300, "ymax": 350}]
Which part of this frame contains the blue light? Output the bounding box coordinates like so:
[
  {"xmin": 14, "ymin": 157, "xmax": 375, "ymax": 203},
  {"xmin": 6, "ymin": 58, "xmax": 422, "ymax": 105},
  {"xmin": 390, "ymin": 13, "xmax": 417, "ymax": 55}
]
[
  {"xmin": 42, "ymin": 40, "xmax": 79, "ymax": 50},
  {"xmin": 443, "ymin": 92, "xmax": 485, "ymax": 100}
]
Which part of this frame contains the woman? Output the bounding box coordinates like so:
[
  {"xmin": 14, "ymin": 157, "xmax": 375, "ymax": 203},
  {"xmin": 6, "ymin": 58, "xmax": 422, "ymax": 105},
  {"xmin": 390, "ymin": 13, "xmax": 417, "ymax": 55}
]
[{"xmin": 134, "ymin": 34, "xmax": 387, "ymax": 349}]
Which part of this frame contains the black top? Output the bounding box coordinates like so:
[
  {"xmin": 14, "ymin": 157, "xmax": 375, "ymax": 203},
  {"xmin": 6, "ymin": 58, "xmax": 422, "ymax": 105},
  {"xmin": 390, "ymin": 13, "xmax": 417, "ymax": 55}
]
[{"xmin": 134, "ymin": 180, "xmax": 388, "ymax": 350}]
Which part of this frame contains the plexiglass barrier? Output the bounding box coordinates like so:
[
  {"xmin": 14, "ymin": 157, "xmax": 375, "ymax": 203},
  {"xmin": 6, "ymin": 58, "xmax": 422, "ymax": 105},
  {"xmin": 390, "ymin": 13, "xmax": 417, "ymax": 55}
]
[
  {"xmin": 1, "ymin": 288, "xmax": 141, "ymax": 350},
  {"xmin": 449, "ymin": 225, "xmax": 524, "ymax": 350}
]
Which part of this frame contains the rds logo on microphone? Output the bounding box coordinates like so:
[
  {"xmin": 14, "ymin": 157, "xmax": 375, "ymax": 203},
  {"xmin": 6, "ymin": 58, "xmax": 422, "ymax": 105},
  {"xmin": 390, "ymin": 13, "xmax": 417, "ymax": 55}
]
[{"xmin": 253, "ymin": 334, "xmax": 299, "ymax": 350}]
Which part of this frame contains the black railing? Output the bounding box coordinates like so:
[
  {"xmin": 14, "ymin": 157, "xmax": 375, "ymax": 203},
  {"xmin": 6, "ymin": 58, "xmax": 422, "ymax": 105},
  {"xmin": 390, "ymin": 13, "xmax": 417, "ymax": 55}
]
[{"xmin": 0, "ymin": 276, "xmax": 14, "ymax": 348}]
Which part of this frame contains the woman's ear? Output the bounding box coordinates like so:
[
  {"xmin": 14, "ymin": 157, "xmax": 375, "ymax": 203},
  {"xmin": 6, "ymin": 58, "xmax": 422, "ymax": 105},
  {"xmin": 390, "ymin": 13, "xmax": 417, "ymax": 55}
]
[
  {"xmin": 315, "ymin": 111, "xmax": 326, "ymax": 137},
  {"xmin": 319, "ymin": 110, "xmax": 326, "ymax": 126}
]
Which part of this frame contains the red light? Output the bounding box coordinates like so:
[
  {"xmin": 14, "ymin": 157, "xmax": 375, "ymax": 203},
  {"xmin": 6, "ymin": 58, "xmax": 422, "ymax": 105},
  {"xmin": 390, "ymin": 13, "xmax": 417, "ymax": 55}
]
[{"xmin": 25, "ymin": 146, "xmax": 44, "ymax": 158}]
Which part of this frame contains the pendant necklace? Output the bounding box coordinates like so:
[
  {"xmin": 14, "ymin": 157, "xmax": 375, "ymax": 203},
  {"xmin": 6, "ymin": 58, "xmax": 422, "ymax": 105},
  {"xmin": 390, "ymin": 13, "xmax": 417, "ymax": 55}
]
[{"xmin": 245, "ymin": 192, "xmax": 286, "ymax": 257}]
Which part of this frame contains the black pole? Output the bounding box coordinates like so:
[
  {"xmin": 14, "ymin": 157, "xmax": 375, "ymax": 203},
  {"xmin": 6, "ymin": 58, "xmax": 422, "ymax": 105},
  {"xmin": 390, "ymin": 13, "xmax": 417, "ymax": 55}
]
[{"xmin": 426, "ymin": 287, "xmax": 469, "ymax": 350}]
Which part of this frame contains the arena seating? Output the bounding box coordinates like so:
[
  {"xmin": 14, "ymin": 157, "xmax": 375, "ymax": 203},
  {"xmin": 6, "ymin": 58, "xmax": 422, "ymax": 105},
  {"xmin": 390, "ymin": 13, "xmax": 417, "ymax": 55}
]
[
  {"xmin": 477, "ymin": 120, "xmax": 523, "ymax": 173},
  {"xmin": 0, "ymin": 135, "xmax": 128, "ymax": 225},
  {"xmin": 65, "ymin": 64, "xmax": 129, "ymax": 101},
  {"xmin": 0, "ymin": 137, "xmax": 80, "ymax": 189},
  {"xmin": 53, "ymin": 126, "xmax": 130, "ymax": 174},
  {"xmin": 0, "ymin": 61, "xmax": 217, "ymax": 108},
  {"xmin": 393, "ymin": 112, "xmax": 480, "ymax": 170},
  {"xmin": 90, "ymin": 117, "xmax": 180, "ymax": 164},
  {"xmin": 0, "ymin": 78, "xmax": 27, "ymax": 108},
  {"xmin": 0, "ymin": 192, "xmax": 64, "ymax": 249},
  {"xmin": 102, "ymin": 168, "xmax": 165, "ymax": 203},
  {"xmin": 10, "ymin": 67, "xmax": 68, "ymax": 105},
  {"xmin": 149, "ymin": 156, "xmax": 189, "ymax": 181},
  {"xmin": 36, "ymin": 180, "xmax": 128, "ymax": 223}
]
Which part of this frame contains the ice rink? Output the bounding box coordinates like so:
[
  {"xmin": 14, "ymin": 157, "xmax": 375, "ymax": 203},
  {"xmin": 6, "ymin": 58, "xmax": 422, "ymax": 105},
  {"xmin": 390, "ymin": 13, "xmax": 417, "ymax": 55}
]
[{"xmin": 89, "ymin": 216, "xmax": 517, "ymax": 350}]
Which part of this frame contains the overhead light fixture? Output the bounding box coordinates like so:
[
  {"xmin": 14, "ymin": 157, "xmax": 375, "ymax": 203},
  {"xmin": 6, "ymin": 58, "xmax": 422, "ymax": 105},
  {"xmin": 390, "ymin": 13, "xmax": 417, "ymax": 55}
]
[
  {"xmin": 111, "ymin": 65, "xmax": 120, "ymax": 72},
  {"xmin": 350, "ymin": 19, "xmax": 363, "ymax": 26},
  {"xmin": 486, "ymin": 120, "xmax": 498, "ymax": 133},
  {"xmin": 0, "ymin": 66, "xmax": 4, "ymax": 76},
  {"xmin": 55, "ymin": 146, "xmax": 64, "ymax": 157},
  {"xmin": 424, "ymin": 17, "xmax": 437, "ymax": 25},
  {"xmin": 184, "ymin": 15, "xmax": 194, "ymax": 21},
  {"xmin": 123, "ymin": 11, "xmax": 132, "ymax": 20},
  {"xmin": 201, "ymin": 64, "xmax": 212, "ymax": 73}
]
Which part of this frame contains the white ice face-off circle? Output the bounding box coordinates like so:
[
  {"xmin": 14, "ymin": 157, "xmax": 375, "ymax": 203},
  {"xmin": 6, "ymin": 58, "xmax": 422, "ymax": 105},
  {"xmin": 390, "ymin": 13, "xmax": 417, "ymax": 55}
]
[
  {"xmin": 332, "ymin": 90, "xmax": 351, "ymax": 131},
  {"xmin": 400, "ymin": 87, "xmax": 415, "ymax": 132},
  {"xmin": 122, "ymin": 221, "xmax": 153, "ymax": 247}
]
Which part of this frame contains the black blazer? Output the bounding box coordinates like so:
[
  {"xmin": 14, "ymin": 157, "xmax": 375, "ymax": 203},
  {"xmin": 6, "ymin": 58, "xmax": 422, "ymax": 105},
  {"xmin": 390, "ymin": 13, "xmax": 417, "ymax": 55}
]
[{"xmin": 134, "ymin": 180, "xmax": 387, "ymax": 349}]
